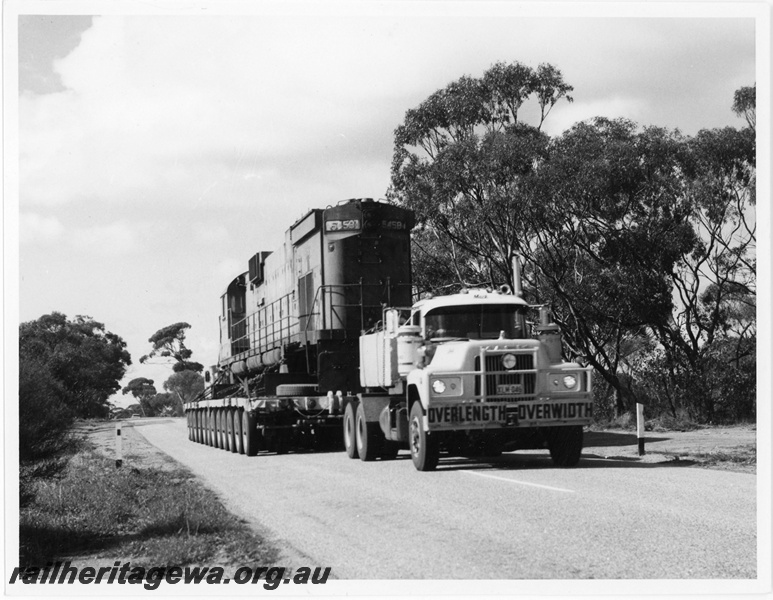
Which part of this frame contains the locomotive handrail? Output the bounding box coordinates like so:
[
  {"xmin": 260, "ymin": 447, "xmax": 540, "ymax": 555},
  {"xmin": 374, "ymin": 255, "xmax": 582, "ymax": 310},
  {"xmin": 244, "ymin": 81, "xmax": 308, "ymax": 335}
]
[{"xmin": 224, "ymin": 280, "xmax": 413, "ymax": 364}]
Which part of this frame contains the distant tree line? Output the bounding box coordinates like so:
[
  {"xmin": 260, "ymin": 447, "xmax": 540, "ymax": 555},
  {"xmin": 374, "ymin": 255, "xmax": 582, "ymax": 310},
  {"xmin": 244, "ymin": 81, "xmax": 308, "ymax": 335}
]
[{"xmin": 389, "ymin": 60, "xmax": 755, "ymax": 424}]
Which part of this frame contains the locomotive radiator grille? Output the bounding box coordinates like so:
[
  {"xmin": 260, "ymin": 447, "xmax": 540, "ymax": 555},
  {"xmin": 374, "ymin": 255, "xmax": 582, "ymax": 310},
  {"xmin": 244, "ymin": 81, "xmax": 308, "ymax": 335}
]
[{"xmin": 474, "ymin": 350, "xmax": 537, "ymax": 402}]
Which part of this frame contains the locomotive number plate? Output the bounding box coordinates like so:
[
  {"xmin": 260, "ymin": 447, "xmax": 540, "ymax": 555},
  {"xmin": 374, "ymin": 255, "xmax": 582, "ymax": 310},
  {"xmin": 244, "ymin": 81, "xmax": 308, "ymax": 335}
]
[{"xmin": 325, "ymin": 219, "xmax": 361, "ymax": 232}]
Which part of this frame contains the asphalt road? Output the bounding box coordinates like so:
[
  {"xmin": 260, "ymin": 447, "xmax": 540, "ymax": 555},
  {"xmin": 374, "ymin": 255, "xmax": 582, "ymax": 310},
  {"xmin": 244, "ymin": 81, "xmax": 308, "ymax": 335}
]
[{"xmin": 133, "ymin": 418, "xmax": 756, "ymax": 580}]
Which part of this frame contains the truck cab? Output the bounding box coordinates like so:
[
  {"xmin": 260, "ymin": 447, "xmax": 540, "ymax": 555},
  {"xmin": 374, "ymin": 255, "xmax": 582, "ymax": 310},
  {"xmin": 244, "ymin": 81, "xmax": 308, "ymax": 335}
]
[{"xmin": 355, "ymin": 287, "xmax": 593, "ymax": 471}]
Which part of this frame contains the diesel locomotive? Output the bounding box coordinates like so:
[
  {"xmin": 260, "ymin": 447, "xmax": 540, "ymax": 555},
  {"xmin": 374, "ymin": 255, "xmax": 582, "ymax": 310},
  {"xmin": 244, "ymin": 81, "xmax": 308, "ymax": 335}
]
[{"xmin": 185, "ymin": 197, "xmax": 593, "ymax": 471}]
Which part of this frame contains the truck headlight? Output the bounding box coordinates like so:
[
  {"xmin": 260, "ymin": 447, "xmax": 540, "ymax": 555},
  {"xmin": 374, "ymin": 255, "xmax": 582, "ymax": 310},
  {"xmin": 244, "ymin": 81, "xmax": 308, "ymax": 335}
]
[
  {"xmin": 501, "ymin": 353, "xmax": 517, "ymax": 370},
  {"xmin": 550, "ymin": 372, "xmax": 580, "ymax": 391},
  {"xmin": 431, "ymin": 377, "xmax": 462, "ymax": 396},
  {"xmin": 432, "ymin": 380, "xmax": 446, "ymax": 394}
]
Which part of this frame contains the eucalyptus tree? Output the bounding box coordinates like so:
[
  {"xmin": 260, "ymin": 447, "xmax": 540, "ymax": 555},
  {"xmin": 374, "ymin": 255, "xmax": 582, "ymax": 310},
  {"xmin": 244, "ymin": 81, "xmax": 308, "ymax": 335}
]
[
  {"xmin": 140, "ymin": 322, "xmax": 203, "ymax": 373},
  {"xmin": 388, "ymin": 60, "xmax": 571, "ymax": 291}
]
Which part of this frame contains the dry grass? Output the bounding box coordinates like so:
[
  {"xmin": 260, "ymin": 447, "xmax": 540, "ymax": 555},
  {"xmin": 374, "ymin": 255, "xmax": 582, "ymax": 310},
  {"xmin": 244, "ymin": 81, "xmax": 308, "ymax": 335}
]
[{"xmin": 20, "ymin": 444, "xmax": 277, "ymax": 569}]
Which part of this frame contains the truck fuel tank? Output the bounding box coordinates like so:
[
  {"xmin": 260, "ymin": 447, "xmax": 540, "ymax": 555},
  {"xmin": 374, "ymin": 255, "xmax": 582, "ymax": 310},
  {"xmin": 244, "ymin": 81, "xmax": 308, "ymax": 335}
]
[{"xmin": 396, "ymin": 325, "xmax": 422, "ymax": 376}]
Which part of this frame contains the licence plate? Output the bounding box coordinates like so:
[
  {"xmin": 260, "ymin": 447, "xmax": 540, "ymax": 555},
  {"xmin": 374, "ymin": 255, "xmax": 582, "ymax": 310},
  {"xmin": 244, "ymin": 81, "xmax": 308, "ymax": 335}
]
[{"xmin": 497, "ymin": 384, "xmax": 523, "ymax": 395}]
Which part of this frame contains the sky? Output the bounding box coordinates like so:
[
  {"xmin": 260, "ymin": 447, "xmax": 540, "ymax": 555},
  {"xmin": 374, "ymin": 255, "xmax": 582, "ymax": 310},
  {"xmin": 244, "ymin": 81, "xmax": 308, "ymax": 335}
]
[{"xmin": 8, "ymin": 2, "xmax": 762, "ymax": 408}]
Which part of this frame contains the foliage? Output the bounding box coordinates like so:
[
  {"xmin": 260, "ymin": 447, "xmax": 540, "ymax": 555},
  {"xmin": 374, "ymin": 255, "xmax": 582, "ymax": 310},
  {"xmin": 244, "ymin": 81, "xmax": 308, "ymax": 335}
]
[
  {"xmin": 18, "ymin": 312, "xmax": 129, "ymax": 504},
  {"xmin": 18, "ymin": 355, "xmax": 77, "ymax": 506},
  {"xmin": 163, "ymin": 370, "xmax": 205, "ymax": 405},
  {"xmin": 121, "ymin": 377, "xmax": 156, "ymax": 417},
  {"xmin": 732, "ymin": 84, "xmax": 755, "ymax": 133},
  {"xmin": 140, "ymin": 322, "xmax": 203, "ymax": 373},
  {"xmin": 146, "ymin": 392, "xmax": 182, "ymax": 417},
  {"xmin": 391, "ymin": 64, "xmax": 756, "ymax": 423},
  {"xmin": 19, "ymin": 313, "xmax": 131, "ymax": 418},
  {"xmin": 526, "ymin": 119, "xmax": 697, "ymax": 413},
  {"xmin": 388, "ymin": 60, "xmax": 569, "ymax": 291}
]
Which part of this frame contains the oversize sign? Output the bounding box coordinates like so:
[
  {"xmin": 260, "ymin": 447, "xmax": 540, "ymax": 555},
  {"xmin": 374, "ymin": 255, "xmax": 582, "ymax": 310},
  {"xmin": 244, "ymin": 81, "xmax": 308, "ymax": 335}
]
[
  {"xmin": 427, "ymin": 403, "xmax": 507, "ymax": 430},
  {"xmin": 425, "ymin": 400, "xmax": 593, "ymax": 431},
  {"xmin": 515, "ymin": 400, "xmax": 593, "ymax": 425}
]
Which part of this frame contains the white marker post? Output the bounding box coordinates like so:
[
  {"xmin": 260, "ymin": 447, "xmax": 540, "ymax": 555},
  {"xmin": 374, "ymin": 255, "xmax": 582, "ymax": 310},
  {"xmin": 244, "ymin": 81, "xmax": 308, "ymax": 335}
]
[
  {"xmin": 636, "ymin": 403, "xmax": 645, "ymax": 456},
  {"xmin": 115, "ymin": 423, "xmax": 123, "ymax": 468}
]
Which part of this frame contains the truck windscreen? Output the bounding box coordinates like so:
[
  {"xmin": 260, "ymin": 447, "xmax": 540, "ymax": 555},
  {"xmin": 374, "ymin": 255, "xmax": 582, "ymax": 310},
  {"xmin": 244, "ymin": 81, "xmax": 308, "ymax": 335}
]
[{"xmin": 425, "ymin": 304, "xmax": 527, "ymax": 340}]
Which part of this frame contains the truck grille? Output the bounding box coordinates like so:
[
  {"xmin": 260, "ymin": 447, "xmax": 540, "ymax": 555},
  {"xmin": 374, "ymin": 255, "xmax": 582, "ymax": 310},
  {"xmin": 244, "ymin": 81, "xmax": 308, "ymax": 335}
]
[{"xmin": 474, "ymin": 351, "xmax": 536, "ymax": 401}]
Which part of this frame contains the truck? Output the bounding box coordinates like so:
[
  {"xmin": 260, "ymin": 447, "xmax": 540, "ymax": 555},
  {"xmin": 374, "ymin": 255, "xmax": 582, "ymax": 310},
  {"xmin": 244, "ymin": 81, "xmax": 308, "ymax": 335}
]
[{"xmin": 184, "ymin": 198, "xmax": 593, "ymax": 471}]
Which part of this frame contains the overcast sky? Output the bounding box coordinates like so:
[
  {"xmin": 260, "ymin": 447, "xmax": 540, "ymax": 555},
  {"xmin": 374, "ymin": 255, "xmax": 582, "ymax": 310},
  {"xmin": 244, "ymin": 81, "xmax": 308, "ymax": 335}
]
[{"xmin": 10, "ymin": 2, "xmax": 760, "ymax": 407}]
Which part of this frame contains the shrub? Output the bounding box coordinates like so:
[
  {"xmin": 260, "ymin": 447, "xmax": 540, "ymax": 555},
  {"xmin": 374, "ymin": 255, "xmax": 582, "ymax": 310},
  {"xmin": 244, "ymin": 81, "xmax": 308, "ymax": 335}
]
[{"xmin": 19, "ymin": 355, "xmax": 76, "ymax": 506}]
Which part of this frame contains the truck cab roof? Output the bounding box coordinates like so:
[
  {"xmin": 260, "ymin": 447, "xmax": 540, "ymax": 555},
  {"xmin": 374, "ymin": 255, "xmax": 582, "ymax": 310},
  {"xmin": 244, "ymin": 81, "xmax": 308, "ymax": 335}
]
[{"xmin": 413, "ymin": 289, "xmax": 529, "ymax": 315}]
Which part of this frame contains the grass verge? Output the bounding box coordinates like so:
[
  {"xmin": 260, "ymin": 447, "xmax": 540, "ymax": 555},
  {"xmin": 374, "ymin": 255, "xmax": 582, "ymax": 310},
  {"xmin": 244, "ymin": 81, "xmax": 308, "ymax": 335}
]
[
  {"xmin": 20, "ymin": 442, "xmax": 278, "ymax": 569},
  {"xmin": 661, "ymin": 444, "xmax": 757, "ymax": 471}
]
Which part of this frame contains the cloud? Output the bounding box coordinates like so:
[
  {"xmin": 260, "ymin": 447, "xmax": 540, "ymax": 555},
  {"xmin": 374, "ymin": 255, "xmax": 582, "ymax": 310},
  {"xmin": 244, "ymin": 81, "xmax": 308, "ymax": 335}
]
[
  {"xmin": 20, "ymin": 213, "xmax": 64, "ymax": 244},
  {"xmin": 72, "ymin": 221, "xmax": 137, "ymax": 255},
  {"xmin": 215, "ymin": 258, "xmax": 243, "ymax": 282},
  {"xmin": 20, "ymin": 213, "xmax": 136, "ymax": 256},
  {"xmin": 192, "ymin": 223, "xmax": 229, "ymax": 244},
  {"xmin": 19, "ymin": 15, "xmax": 455, "ymax": 210}
]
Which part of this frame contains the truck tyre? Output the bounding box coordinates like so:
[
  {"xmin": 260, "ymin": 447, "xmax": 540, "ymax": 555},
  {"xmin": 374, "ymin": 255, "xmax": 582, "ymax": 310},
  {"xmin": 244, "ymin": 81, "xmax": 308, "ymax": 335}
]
[
  {"xmin": 234, "ymin": 409, "xmax": 245, "ymax": 454},
  {"xmin": 212, "ymin": 409, "xmax": 220, "ymax": 449},
  {"xmin": 356, "ymin": 402, "xmax": 382, "ymax": 461},
  {"xmin": 409, "ymin": 402, "xmax": 439, "ymax": 471},
  {"xmin": 220, "ymin": 409, "xmax": 229, "ymax": 449},
  {"xmin": 343, "ymin": 401, "xmax": 359, "ymax": 459},
  {"xmin": 210, "ymin": 410, "xmax": 218, "ymax": 447},
  {"xmin": 207, "ymin": 411, "xmax": 215, "ymax": 446},
  {"xmin": 216, "ymin": 409, "xmax": 224, "ymax": 449},
  {"xmin": 242, "ymin": 410, "xmax": 260, "ymax": 456},
  {"xmin": 226, "ymin": 409, "xmax": 237, "ymax": 453},
  {"xmin": 547, "ymin": 425, "xmax": 583, "ymax": 467}
]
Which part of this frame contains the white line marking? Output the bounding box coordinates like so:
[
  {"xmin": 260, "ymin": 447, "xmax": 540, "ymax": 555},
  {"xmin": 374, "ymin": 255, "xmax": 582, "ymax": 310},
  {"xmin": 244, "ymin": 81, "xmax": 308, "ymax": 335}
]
[{"xmin": 462, "ymin": 470, "xmax": 575, "ymax": 493}]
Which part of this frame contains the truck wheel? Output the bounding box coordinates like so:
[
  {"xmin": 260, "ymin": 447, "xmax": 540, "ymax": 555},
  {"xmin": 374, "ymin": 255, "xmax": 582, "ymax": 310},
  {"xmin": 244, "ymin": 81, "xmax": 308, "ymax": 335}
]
[
  {"xmin": 218, "ymin": 409, "xmax": 226, "ymax": 449},
  {"xmin": 213, "ymin": 409, "xmax": 222, "ymax": 449},
  {"xmin": 242, "ymin": 410, "xmax": 260, "ymax": 456},
  {"xmin": 409, "ymin": 402, "xmax": 439, "ymax": 471},
  {"xmin": 207, "ymin": 410, "xmax": 215, "ymax": 446},
  {"xmin": 227, "ymin": 409, "xmax": 238, "ymax": 453},
  {"xmin": 220, "ymin": 410, "xmax": 230, "ymax": 449},
  {"xmin": 234, "ymin": 409, "xmax": 245, "ymax": 454},
  {"xmin": 210, "ymin": 410, "xmax": 218, "ymax": 447},
  {"xmin": 356, "ymin": 402, "xmax": 382, "ymax": 461},
  {"xmin": 547, "ymin": 425, "xmax": 583, "ymax": 467},
  {"xmin": 343, "ymin": 401, "xmax": 359, "ymax": 459}
]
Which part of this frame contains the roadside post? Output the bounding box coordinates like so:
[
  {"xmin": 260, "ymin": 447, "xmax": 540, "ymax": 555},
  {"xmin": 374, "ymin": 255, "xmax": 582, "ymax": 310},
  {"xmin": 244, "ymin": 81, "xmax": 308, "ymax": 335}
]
[
  {"xmin": 636, "ymin": 403, "xmax": 645, "ymax": 455},
  {"xmin": 115, "ymin": 423, "xmax": 123, "ymax": 468}
]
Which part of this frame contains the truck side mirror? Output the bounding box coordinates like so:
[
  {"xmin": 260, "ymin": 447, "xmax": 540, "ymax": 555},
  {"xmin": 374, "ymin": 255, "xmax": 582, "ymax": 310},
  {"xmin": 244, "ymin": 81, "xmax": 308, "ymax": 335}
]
[{"xmin": 205, "ymin": 371, "xmax": 211, "ymax": 383}]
